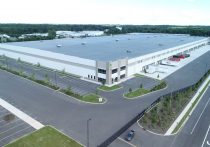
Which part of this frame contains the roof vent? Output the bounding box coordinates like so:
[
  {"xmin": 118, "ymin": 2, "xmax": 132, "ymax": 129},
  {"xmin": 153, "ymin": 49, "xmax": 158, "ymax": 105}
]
[
  {"xmin": 115, "ymin": 39, "xmax": 119, "ymax": 42},
  {"xmin": 126, "ymin": 50, "xmax": 131, "ymax": 53},
  {"xmin": 56, "ymin": 44, "xmax": 62, "ymax": 47},
  {"xmin": 81, "ymin": 42, "xmax": 86, "ymax": 45}
]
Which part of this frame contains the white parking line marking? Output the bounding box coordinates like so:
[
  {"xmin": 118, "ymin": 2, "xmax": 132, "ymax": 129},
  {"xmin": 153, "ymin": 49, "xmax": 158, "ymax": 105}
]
[
  {"xmin": 201, "ymin": 125, "xmax": 210, "ymax": 147},
  {"xmin": 118, "ymin": 137, "xmax": 137, "ymax": 147},
  {"xmin": 0, "ymin": 98, "xmax": 44, "ymax": 130},
  {"xmin": 0, "ymin": 109, "xmax": 7, "ymax": 113},
  {"xmin": 0, "ymin": 119, "xmax": 20, "ymax": 129},
  {"xmin": 0, "ymin": 126, "xmax": 31, "ymax": 142},
  {"xmin": 0, "ymin": 113, "xmax": 11, "ymax": 118},
  {"xmin": 0, "ymin": 122, "xmax": 25, "ymax": 135},
  {"xmin": 207, "ymin": 141, "xmax": 210, "ymax": 146},
  {"xmin": 191, "ymin": 97, "xmax": 210, "ymax": 134}
]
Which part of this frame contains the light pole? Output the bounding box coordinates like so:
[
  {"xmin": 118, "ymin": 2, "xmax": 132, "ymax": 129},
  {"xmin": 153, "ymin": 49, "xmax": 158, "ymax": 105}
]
[{"xmin": 87, "ymin": 118, "xmax": 91, "ymax": 147}]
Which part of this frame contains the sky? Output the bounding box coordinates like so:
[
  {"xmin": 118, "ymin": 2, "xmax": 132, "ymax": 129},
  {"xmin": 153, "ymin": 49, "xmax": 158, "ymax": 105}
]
[{"xmin": 0, "ymin": 0, "xmax": 210, "ymax": 25}]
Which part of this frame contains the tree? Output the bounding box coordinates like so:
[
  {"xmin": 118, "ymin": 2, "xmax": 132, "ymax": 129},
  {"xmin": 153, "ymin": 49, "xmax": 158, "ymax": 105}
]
[
  {"xmin": 44, "ymin": 73, "xmax": 50, "ymax": 83},
  {"xmin": 61, "ymin": 68, "xmax": 66, "ymax": 75},
  {"xmin": 140, "ymin": 84, "xmax": 143, "ymax": 89},
  {"xmin": 48, "ymin": 30, "xmax": 56, "ymax": 39},
  {"xmin": 17, "ymin": 57, "xmax": 21, "ymax": 63},
  {"xmin": 31, "ymin": 73, "xmax": 35, "ymax": 80},
  {"xmin": 37, "ymin": 62, "xmax": 41, "ymax": 67},
  {"xmin": 101, "ymin": 80, "xmax": 106, "ymax": 86},
  {"xmin": 95, "ymin": 89, "xmax": 99, "ymax": 95}
]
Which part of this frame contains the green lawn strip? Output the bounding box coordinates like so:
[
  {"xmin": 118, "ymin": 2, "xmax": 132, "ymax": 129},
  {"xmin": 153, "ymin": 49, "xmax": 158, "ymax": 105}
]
[
  {"xmin": 124, "ymin": 88, "xmax": 150, "ymax": 98},
  {"xmin": 0, "ymin": 65, "xmax": 59, "ymax": 90},
  {"xmin": 5, "ymin": 126, "xmax": 83, "ymax": 147},
  {"xmin": 150, "ymin": 81, "xmax": 167, "ymax": 92},
  {"xmin": 60, "ymin": 88, "xmax": 103, "ymax": 103},
  {"xmin": 172, "ymin": 80, "xmax": 210, "ymax": 134},
  {"xmin": 134, "ymin": 73, "xmax": 144, "ymax": 78},
  {"xmin": 124, "ymin": 81, "xmax": 167, "ymax": 98},
  {"xmin": 82, "ymin": 93, "xmax": 103, "ymax": 103},
  {"xmin": 98, "ymin": 85, "xmax": 122, "ymax": 91}
]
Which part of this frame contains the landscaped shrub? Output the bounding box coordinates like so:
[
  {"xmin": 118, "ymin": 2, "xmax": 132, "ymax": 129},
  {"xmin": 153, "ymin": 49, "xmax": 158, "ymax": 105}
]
[
  {"xmin": 139, "ymin": 69, "xmax": 210, "ymax": 134},
  {"xmin": 150, "ymin": 81, "xmax": 167, "ymax": 92},
  {"xmin": 60, "ymin": 88, "xmax": 82, "ymax": 99}
]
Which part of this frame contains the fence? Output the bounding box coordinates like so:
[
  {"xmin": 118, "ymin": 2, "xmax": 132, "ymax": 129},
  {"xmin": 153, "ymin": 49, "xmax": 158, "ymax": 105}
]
[{"xmin": 98, "ymin": 68, "xmax": 210, "ymax": 147}]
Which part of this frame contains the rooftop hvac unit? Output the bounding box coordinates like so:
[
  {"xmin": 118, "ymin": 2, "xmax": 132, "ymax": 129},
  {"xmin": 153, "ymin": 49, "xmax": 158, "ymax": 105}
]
[{"xmin": 126, "ymin": 50, "xmax": 131, "ymax": 53}]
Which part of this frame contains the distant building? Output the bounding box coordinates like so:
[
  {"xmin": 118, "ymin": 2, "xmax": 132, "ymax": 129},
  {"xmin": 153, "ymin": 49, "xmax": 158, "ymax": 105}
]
[
  {"xmin": 56, "ymin": 31, "xmax": 104, "ymax": 38},
  {"xmin": 18, "ymin": 33, "xmax": 48, "ymax": 39}
]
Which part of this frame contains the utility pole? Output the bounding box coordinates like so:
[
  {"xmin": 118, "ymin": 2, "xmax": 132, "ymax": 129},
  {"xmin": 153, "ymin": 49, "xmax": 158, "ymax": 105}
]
[{"xmin": 87, "ymin": 118, "xmax": 91, "ymax": 147}]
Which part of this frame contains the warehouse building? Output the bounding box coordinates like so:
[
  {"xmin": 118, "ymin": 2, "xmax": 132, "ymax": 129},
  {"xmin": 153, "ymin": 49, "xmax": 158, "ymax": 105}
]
[{"xmin": 0, "ymin": 33, "xmax": 209, "ymax": 85}]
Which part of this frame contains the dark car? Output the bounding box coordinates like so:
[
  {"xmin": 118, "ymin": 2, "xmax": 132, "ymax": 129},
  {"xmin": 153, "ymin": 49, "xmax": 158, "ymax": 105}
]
[
  {"xmin": 125, "ymin": 130, "xmax": 135, "ymax": 141},
  {"xmin": 184, "ymin": 54, "xmax": 190, "ymax": 58}
]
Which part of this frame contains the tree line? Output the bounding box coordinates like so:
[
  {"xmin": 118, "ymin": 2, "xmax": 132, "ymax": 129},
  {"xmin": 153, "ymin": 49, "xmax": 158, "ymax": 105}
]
[
  {"xmin": 106, "ymin": 25, "xmax": 210, "ymax": 36},
  {"xmin": 0, "ymin": 24, "xmax": 210, "ymax": 38},
  {"xmin": 0, "ymin": 24, "xmax": 109, "ymax": 37}
]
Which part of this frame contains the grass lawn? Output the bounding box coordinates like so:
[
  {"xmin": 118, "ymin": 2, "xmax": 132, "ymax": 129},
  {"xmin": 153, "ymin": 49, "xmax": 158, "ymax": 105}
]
[
  {"xmin": 124, "ymin": 88, "xmax": 149, "ymax": 98},
  {"xmin": 134, "ymin": 73, "xmax": 144, "ymax": 78},
  {"xmin": 6, "ymin": 126, "xmax": 83, "ymax": 147},
  {"xmin": 98, "ymin": 85, "xmax": 122, "ymax": 91},
  {"xmin": 82, "ymin": 93, "xmax": 103, "ymax": 103}
]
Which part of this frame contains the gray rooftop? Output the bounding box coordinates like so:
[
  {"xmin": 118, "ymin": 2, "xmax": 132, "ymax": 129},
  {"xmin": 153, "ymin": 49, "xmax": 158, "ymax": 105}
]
[{"xmin": 5, "ymin": 33, "xmax": 206, "ymax": 61}]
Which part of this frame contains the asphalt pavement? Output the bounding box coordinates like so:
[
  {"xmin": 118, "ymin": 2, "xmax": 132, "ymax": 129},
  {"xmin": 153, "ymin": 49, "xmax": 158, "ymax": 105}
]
[
  {"xmin": 0, "ymin": 50, "xmax": 209, "ymax": 146},
  {"xmin": 169, "ymin": 86, "xmax": 210, "ymax": 147},
  {"xmin": 0, "ymin": 106, "xmax": 34, "ymax": 146}
]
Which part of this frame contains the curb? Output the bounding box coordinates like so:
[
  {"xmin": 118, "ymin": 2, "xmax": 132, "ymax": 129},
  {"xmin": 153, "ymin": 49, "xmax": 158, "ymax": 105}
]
[
  {"xmin": 58, "ymin": 91, "xmax": 107, "ymax": 105},
  {"xmin": 137, "ymin": 119, "xmax": 165, "ymax": 136}
]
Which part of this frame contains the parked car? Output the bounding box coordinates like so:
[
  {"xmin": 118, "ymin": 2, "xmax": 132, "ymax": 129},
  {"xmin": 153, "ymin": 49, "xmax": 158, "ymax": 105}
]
[
  {"xmin": 172, "ymin": 55, "xmax": 180, "ymax": 58},
  {"xmin": 179, "ymin": 55, "xmax": 185, "ymax": 59},
  {"xmin": 125, "ymin": 130, "xmax": 135, "ymax": 141},
  {"xmin": 169, "ymin": 57, "xmax": 180, "ymax": 62},
  {"xmin": 184, "ymin": 54, "xmax": 190, "ymax": 58}
]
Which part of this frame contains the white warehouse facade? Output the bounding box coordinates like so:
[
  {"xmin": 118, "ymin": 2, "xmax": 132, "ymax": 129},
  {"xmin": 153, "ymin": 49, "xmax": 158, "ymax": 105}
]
[{"xmin": 0, "ymin": 33, "xmax": 209, "ymax": 85}]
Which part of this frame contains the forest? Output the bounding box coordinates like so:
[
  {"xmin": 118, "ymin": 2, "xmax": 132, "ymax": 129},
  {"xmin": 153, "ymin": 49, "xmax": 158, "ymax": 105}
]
[{"xmin": 0, "ymin": 24, "xmax": 210, "ymax": 38}]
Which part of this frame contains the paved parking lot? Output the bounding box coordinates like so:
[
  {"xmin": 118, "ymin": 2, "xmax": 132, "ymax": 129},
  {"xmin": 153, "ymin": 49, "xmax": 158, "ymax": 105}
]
[
  {"xmin": 0, "ymin": 106, "xmax": 35, "ymax": 146},
  {"xmin": 0, "ymin": 57, "xmax": 97, "ymax": 96}
]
